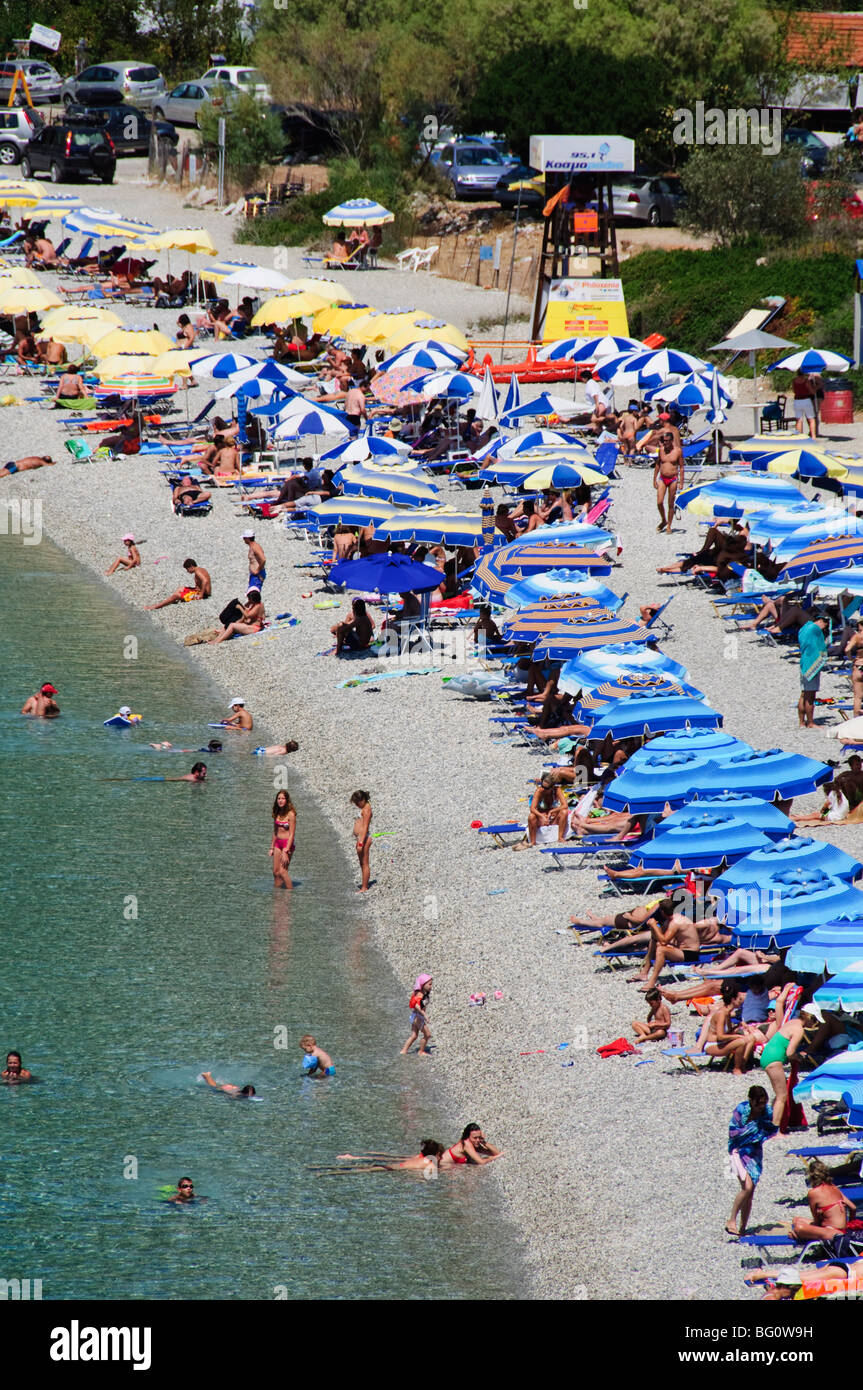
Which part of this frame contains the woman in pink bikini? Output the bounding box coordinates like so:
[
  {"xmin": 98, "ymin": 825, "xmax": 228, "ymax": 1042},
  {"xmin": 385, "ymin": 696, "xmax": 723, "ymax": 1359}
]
[
  {"xmin": 439, "ymin": 1123, "xmax": 504, "ymax": 1169},
  {"xmin": 792, "ymin": 1160, "xmax": 857, "ymax": 1244},
  {"xmin": 270, "ymin": 790, "xmax": 296, "ymax": 890}
]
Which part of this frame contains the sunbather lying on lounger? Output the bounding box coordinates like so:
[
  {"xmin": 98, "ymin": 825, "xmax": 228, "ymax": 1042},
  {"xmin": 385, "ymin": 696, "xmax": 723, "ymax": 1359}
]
[
  {"xmin": 739, "ymin": 594, "xmax": 807, "ymax": 633},
  {"xmin": 573, "ymin": 899, "xmax": 664, "ymax": 932},
  {"xmin": 745, "ymin": 1259, "xmax": 863, "ymax": 1299}
]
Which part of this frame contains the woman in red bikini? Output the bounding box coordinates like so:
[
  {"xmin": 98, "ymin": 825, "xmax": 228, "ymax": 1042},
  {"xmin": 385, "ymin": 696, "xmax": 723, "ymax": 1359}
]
[
  {"xmin": 439, "ymin": 1123, "xmax": 504, "ymax": 1169},
  {"xmin": 269, "ymin": 790, "xmax": 296, "ymax": 890},
  {"xmin": 792, "ymin": 1160, "xmax": 857, "ymax": 1244}
]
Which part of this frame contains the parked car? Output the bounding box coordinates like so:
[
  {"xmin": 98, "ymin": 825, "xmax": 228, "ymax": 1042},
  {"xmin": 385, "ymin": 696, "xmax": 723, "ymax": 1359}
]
[
  {"xmin": 0, "ymin": 106, "xmax": 45, "ymax": 166},
  {"xmin": 430, "ymin": 140, "xmax": 519, "ymax": 198},
  {"xmin": 64, "ymin": 103, "xmax": 177, "ymax": 156},
  {"xmin": 61, "ymin": 62, "xmax": 166, "ymax": 109},
  {"xmin": 0, "ymin": 59, "xmax": 62, "ymax": 106},
  {"xmin": 198, "ymin": 66, "xmax": 271, "ymax": 102},
  {"xmin": 611, "ymin": 175, "xmax": 683, "ymax": 226},
  {"xmin": 493, "ymin": 164, "xmax": 544, "ymax": 210},
  {"xmin": 153, "ymin": 80, "xmax": 228, "ymax": 126},
  {"xmin": 21, "ymin": 121, "xmax": 116, "ymax": 184},
  {"xmin": 784, "ymin": 127, "xmax": 830, "ymax": 178}
]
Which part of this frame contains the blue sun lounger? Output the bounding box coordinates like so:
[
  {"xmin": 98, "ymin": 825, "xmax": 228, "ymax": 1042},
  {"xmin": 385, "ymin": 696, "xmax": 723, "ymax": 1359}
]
[{"xmin": 477, "ymin": 823, "xmax": 526, "ymax": 847}]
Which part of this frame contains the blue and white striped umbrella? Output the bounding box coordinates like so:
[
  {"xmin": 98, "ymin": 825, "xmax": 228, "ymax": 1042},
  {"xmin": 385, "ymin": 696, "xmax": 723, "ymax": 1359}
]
[
  {"xmin": 418, "ymin": 369, "xmax": 481, "ymax": 400},
  {"xmin": 583, "ymin": 692, "xmax": 723, "ymax": 740},
  {"xmin": 677, "ymin": 472, "xmax": 805, "ymax": 516},
  {"xmin": 772, "ymin": 515, "xmax": 863, "ymax": 561},
  {"xmin": 662, "ymin": 793, "xmax": 793, "ymax": 840},
  {"xmin": 810, "ymin": 564, "xmax": 863, "ymax": 598},
  {"xmin": 497, "ymin": 429, "xmax": 586, "ymax": 457},
  {"xmin": 502, "ymin": 374, "xmax": 522, "ymax": 415},
  {"xmin": 62, "ymin": 206, "xmax": 157, "ymax": 240},
  {"xmin": 644, "ymin": 372, "xmax": 733, "ymax": 408},
  {"xmin": 769, "ymin": 349, "xmax": 853, "ymax": 373},
  {"xmin": 378, "ymin": 343, "xmax": 465, "ymax": 371},
  {"xmin": 338, "ymin": 465, "xmax": 439, "ymax": 506},
  {"xmin": 190, "ymin": 351, "xmax": 259, "ymax": 377},
  {"xmin": 793, "ymin": 1044, "xmax": 863, "ymax": 1125},
  {"xmin": 226, "ymin": 360, "xmax": 309, "ymax": 389},
  {"xmin": 558, "ymin": 645, "xmax": 689, "ymax": 694},
  {"xmin": 779, "ymin": 536, "xmax": 863, "ymax": 579},
  {"xmin": 504, "ymin": 568, "xmax": 623, "ymax": 612},
  {"xmin": 596, "ymin": 347, "xmax": 708, "ymax": 384},
  {"xmin": 813, "ymin": 963, "xmax": 863, "ymax": 1014},
  {"xmin": 628, "ymin": 730, "xmax": 750, "ymax": 764},
  {"xmin": 745, "ymin": 503, "xmax": 833, "ymax": 545},
  {"xmin": 787, "ymin": 921, "xmax": 863, "ymax": 973},
  {"xmin": 536, "ymin": 335, "xmax": 645, "ymax": 362},
  {"xmin": 712, "ymin": 838, "xmax": 863, "ymax": 898},
  {"xmin": 271, "ymin": 400, "xmax": 351, "ymax": 439},
  {"xmin": 322, "ymin": 199, "xmax": 394, "ymax": 226},
  {"xmin": 321, "ymin": 433, "xmax": 412, "ymax": 462},
  {"xmin": 725, "ymin": 873, "xmax": 863, "ymax": 949}
]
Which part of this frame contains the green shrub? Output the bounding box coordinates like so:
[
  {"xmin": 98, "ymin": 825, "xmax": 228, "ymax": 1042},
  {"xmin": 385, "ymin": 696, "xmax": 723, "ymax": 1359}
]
[{"xmin": 237, "ymin": 155, "xmax": 416, "ymax": 253}]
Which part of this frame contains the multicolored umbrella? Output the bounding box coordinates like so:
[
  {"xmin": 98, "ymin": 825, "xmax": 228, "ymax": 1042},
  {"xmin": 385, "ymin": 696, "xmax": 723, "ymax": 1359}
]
[
  {"xmin": 677, "ymin": 472, "xmax": 805, "ymax": 517},
  {"xmin": 521, "ymin": 461, "xmax": 609, "ymax": 489},
  {"xmin": 488, "ymin": 539, "xmax": 614, "ymax": 577},
  {"xmin": 644, "ymin": 371, "xmax": 733, "ymax": 409},
  {"xmin": 590, "ymin": 673, "xmax": 704, "ymax": 701},
  {"xmin": 62, "ymin": 206, "xmax": 156, "ymax": 240},
  {"xmin": 375, "ymin": 506, "xmax": 504, "ymax": 547},
  {"xmin": 305, "ymin": 497, "xmax": 406, "ymax": 527},
  {"xmin": 773, "ymin": 516, "xmax": 863, "ymax": 561},
  {"xmin": 628, "ymin": 730, "xmax": 750, "ymax": 763},
  {"xmin": 501, "ymin": 598, "xmax": 606, "ymax": 639},
  {"xmin": 371, "ymin": 365, "xmax": 435, "ymax": 408},
  {"xmin": 810, "ymin": 564, "xmax": 863, "ymax": 599},
  {"xmin": 746, "ymin": 503, "xmax": 834, "ymax": 545},
  {"xmin": 779, "ymin": 536, "xmax": 863, "ymax": 580},
  {"xmin": 558, "ymin": 644, "xmax": 688, "ymax": 694},
  {"xmin": 749, "ymin": 446, "xmax": 849, "ymax": 480}
]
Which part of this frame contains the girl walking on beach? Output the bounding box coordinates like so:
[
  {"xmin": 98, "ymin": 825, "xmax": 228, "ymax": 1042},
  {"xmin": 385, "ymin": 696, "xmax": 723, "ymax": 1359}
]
[
  {"xmin": 351, "ymin": 790, "xmax": 372, "ymax": 892},
  {"xmin": 400, "ymin": 974, "xmax": 432, "ymax": 1057},
  {"xmin": 725, "ymin": 1085, "xmax": 777, "ymax": 1238},
  {"xmin": 270, "ymin": 790, "xmax": 296, "ymax": 889}
]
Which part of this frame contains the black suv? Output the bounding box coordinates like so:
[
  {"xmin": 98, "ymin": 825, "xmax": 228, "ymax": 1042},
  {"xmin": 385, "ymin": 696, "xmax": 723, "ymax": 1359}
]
[
  {"xmin": 21, "ymin": 121, "xmax": 116, "ymax": 184},
  {"xmin": 64, "ymin": 103, "xmax": 178, "ymax": 157}
]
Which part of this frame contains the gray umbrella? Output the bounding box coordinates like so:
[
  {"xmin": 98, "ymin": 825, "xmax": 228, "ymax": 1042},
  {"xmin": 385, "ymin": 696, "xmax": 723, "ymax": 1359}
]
[{"xmin": 709, "ymin": 330, "xmax": 799, "ymax": 426}]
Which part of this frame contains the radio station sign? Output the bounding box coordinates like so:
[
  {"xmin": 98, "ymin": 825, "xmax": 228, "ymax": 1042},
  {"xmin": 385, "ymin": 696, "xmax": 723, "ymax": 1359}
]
[{"xmin": 529, "ymin": 135, "xmax": 635, "ymax": 174}]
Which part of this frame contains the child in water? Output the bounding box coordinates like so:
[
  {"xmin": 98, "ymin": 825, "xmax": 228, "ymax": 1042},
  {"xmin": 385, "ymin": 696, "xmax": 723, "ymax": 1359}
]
[
  {"xmin": 300, "ymin": 1035, "xmax": 334, "ymax": 1077},
  {"xmin": 400, "ymin": 975, "xmax": 432, "ymax": 1058}
]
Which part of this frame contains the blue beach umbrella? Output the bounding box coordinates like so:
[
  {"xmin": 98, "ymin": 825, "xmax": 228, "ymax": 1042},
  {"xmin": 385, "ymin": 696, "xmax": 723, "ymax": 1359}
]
[
  {"xmin": 810, "ymin": 565, "xmax": 863, "ymax": 599},
  {"xmin": 488, "ymin": 538, "xmax": 614, "ymax": 577},
  {"xmin": 629, "ymin": 813, "xmax": 774, "ymax": 872},
  {"xmin": 502, "ymin": 374, "xmax": 522, "ymax": 415},
  {"xmin": 596, "ymin": 347, "xmax": 707, "ymax": 383},
  {"xmin": 603, "ymin": 751, "xmax": 716, "ymax": 811},
  {"xmin": 531, "ymin": 615, "xmax": 652, "ymax": 661},
  {"xmin": 322, "ymin": 198, "xmax": 394, "ymax": 226},
  {"xmin": 749, "ymin": 447, "xmax": 850, "ymax": 481},
  {"xmin": 696, "ymin": 747, "xmax": 832, "ymax": 801},
  {"xmin": 792, "ymin": 1044, "xmax": 863, "ymax": 1125},
  {"xmin": 786, "ymin": 920, "xmax": 863, "ymax": 974},
  {"xmin": 271, "ymin": 401, "xmax": 352, "ymax": 439},
  {"xmin": 644, "ymin": 372, "xmax": 733, "ymax": 409},
  {"xmin": 521, "ymin": 461, "xmax": 609, "ymax": 490},
  {"xmin": 558, "ymin": 645, "xmax": 689, "ymax": 693},
  {"xmin": 501, "ymin": 599, "xmax": 606, "ymax": 641},
  {"xmin": 677, "ymin": 473, "xmax": 805, "ymax": 516},
  {"xmin": 498, "ymin": 429, "xmax": 587, "ymax": 457},
  {"xmin": 724, "ymin": 873, "xmax": 863, "ymax": 949},
  {"xmin": 583, "ymin": 692, "xmax": 723, "ymax": 740},
  {"xmin": 500, "ymin": 392, "xmax": 575, "ymax": 424},
  {"xmin": 505, "ymin": 568, "xmax": 623, "ymax": 612},
  {"xmin": 588, "ymin": 674, "xmax": 705, "ymax": 701},
  {"xmin": 321, "ymin": 433, "xmax": 412, "ymax": 463},
  {"xmin": 305, "ymin": 497, "xmax": 404, "ymax": 528},
  {"xmin": 189, "ymin": 351, "xmax": 259, "ymax": 377},
  {"xmin": 712, "ymin": 838, "xmax": 863, "ymax": 899},
  {"xmin": 746, "ymin": 504, "xmax": 835, "ymax": 546},
  {"xmin": 772, "ymin": 516, "xmax": 863, "ymax": 561},
  {"xmin": 660, "ymin": 794, "xmax": 793, "ymax": 840},
  {"xmin": 375, "ymin": 506, "xmax": 505, "ymax": 548},
  {"xmin": 227, "ymin": 359, "xmax": 309, "ymax": 389},
  {"xmin": 536, "ymin": 335, "xmax": 645, "ymax": 362},
  {"xmin": 629, "ymin": 729, "xmax": 750, "ymax": 762},
  {"xmin": 813, "ymin": 964, "xmax": 863, "ymax": 1014},
  {"xmin": 779, "ymin": 536, "xmax": 863, "ymax": 580},
  {"xmin": 329, "ymin": 552, "xmax": 444, "ymax": 593},
  {"xmin": 418, "ymin": 369, "xmax": 481, "ymax": 400},
  {"xmin": 504, "ymin": 523, "xmax": 615, "ymax": 552}
]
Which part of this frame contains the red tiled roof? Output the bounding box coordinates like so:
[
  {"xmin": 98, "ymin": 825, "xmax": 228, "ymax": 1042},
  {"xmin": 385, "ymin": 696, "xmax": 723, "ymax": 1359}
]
[{"xmin": 787, "ymin": 12, "xmax": 863, "ymax": 66}]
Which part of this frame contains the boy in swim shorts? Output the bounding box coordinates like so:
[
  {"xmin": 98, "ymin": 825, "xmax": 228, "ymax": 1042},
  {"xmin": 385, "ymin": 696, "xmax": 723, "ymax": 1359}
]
[{"xmin": 299, "ymin": 1035, "xmax": 334, "ymax": 1077}]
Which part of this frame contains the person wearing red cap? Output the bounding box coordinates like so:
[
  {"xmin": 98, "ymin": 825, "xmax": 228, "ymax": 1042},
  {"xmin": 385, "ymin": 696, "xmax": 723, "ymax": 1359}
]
[{"xmin": 22, "ymin": 683, "xmax": 60, "ymax": 718}]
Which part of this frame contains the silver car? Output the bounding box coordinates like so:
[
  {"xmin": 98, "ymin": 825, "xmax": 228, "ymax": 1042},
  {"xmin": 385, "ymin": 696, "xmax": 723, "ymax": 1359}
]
[
  {"xmin": 431, "ymin": 141, "xmax": 518, "ymax": 198},
  {"xmin": 0, "ymin": 106, "xmax": 44, "ymax": 166},
  {"xmin": 0, "ymin": 60, "xmax": 62, "ymax": 106},
  {"xmin": 62, "ymin": 62, "xmax": 166, "ymax": 108},
  {"xmin": 153, "ymin": 81, "xmax": 230, "ymax": 126},
  {"xmin": 611, "ymin": 175, "xmax": 683, "ymax": 226}
]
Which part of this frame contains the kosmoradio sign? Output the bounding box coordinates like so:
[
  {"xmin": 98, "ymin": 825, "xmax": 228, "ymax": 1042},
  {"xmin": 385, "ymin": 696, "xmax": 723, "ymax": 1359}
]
[{"xmin": 529, "ymin": 135, "xmax": 635, "ymax": 174}]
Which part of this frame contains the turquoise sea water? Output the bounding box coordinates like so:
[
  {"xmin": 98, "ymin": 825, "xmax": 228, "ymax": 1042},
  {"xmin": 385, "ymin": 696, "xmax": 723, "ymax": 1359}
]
[{"xmin": 0, "ymin": 535, "xmax": 524, "ymax": 1300}]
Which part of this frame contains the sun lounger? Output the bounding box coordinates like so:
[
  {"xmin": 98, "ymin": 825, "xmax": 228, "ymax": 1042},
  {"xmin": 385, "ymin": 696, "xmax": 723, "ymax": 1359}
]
[
  {"xmin": 660, "ymin": 1047, "xmax": 717, "ymax": 1073},
  {"xmin": 788, "ymin": 1143, "xmax": 863, "ymax": 1157},
  {"xmin": 597, "ymin": 870, "xmax": 686, "ymax": 896},
  {"xmin": 540, "ymin": 837, "xmax": 640, "ymax": 869},
  {"xmin": 476, "ymin": 822, "xmax": 526, "ymax": 847},
  {"xmin": 64, "ymin": 438, "xmax": 112, "ymax": 462},
  {"xmin": 645, "ymin": 595, "xmax": 674, "ymax": 639}
]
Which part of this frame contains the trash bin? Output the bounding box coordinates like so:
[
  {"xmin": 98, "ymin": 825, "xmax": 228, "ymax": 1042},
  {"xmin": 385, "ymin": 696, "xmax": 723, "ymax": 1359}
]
[{"xmin": 819, "ymin": 379, "xmax": 854, "ymax": 424}]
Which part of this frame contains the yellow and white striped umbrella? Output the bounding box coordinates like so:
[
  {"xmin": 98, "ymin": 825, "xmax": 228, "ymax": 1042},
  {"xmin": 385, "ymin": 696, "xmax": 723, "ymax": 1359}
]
[
  {"xmin": 91, "ymin": 327, "xmax": 174, "ymax": 358},
  {"xmin": 0, "ymin": 180, "xmax": 43, "ymax": 207},
  {"xmin": 252, "ymin": 291, "xmax": 333, "ymax": 325},
  {"xmin": 0, "ymin": 267, "xmax": 42, "ymax": 287}
]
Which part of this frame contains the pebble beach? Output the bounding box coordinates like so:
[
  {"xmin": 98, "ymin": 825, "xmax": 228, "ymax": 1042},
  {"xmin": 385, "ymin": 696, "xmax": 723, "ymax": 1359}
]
[{"xmin": 5, "ymin": 164, "xmax": 863, "ymax": 1301}]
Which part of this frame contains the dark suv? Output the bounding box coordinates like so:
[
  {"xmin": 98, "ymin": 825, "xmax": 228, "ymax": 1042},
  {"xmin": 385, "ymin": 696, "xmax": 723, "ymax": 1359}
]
[
  {"xmin": 64, "ymin": 103, "xmax": 178, "ymax": 157},
  {"xmin": 21, "ymin": 121, "xmax": 116, "ymax": 184}
]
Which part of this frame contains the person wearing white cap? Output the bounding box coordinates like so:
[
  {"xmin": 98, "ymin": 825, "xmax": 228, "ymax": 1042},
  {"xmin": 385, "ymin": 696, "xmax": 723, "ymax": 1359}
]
[
  {"xmin": 242, "ymin": 530, "xmax": 266, "ymax": 592},
  {"xmin": 105, "ymin": 534, "xmax": 141, "ymax": 576},
  {"xmin": 223, "ymin": 698, "xmax": 253, "ymax": 732}
]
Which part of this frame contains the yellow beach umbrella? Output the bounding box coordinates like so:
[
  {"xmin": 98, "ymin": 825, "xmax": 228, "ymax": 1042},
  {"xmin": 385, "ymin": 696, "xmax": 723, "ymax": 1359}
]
[
  {"xmin": 283, "ymin": 277, "xmax": 350, "ymax": 301},
  {"xmin": 95, "ymin": 354, "xmax": 164, "ymax": 378},
  {"xmin": 313, "ymin": 302, "xmax": 374, "ymax": 335},
  {"xmin": 91, "ymin": 327, "xmax": 174, "ymax": 358},
  {"xmin": 251, "ymin": 292, "xmax": 332, "ymax": 325},
  {"xmin": 142, "ymin": 228, "xmax": 217, "ymax": 254},
  {"xmin": 0, "ymin": 181, "xmax": 42, "ymax": 207},
  {"xmin": 386, "ymin": 320, "xmax": 469, "ymax": 353},
  {"xmin": 0, "ymin": 267, "xmax": 41, "ymax": 286},
  {"xmin": 154, "ymin": 349, "xmax": 200, "ymax": 376},
  {"xmin": 343, "ymin": 309, "xmax": 428, "ymax": 345},
  {"xmin": 0, "ymin": 286, "xmax": 64, "ymax": 313},
  {"xmin": 44, "ymin": 305, "xmax": 122, "ymax": 330}
]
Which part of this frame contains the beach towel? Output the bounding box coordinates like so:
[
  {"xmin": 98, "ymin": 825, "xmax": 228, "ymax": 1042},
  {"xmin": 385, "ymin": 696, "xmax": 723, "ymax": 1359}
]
[{"xmin": 596, "ymin": 1037, "xmax": 637, "ymax": 1058}]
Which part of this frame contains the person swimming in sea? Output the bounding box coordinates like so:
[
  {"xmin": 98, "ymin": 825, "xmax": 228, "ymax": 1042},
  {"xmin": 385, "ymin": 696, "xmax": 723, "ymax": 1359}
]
[
  {"xmin": 1, "ymin": 1050, "xmax": 33, "ymax": 1083},
  {"xmin": 327, "ymin": 1141, "xmax": 444, "ymax": 1175},
  {"xmin": 166, "ymin": 1177, "xmax": 207, "ymax": 1203},
  {"xmin": 22, "ymin": 682, "xmax": 60, "ymax": 718},
  {"xmin": 253, "ymin": 739, "xmax": 299, "ymax": 756},
  {"xmin": 200, "ymin": 1071, "xmax": 256, "ymax": 1097},
  {"xmin": 149, "ymin": 739, "xmax": 223, "ymax": 753}
]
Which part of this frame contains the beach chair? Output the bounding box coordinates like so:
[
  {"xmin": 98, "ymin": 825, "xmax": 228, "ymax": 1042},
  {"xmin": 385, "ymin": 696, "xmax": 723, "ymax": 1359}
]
[
  {"xmin": 660, "ymin": 1047, "xmax": 716, "ymax": 1073},
  {"xmin": 644, "ymin": 596, "xmax": 674, "ymax": 640},
  {"xmin": 173, "ymin": 496, "xmax": 213, "ymax": 517},
  {"xmin": 476, "ymin": 822, "xmax": 526, "ymax": 848},
  {"xmin": 597, "ymin": 870, "xmax": 686, "ymax": 897},
  {"xmin": 64, "ymin": 438, "xmax": 112, "ymax": 462},
  {"xmin": 540, "ymin": 836, "xmax": 640, "ymax": 869}
]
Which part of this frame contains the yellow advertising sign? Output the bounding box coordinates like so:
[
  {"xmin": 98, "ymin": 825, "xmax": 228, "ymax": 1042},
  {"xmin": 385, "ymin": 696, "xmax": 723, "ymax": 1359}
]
[{"xmin": 543, "ymin": 277, "xmax": 629, "ymax": 341}]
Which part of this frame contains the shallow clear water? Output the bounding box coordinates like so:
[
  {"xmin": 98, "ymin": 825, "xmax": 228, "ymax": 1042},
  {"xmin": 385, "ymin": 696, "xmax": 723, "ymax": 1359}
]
[{"xmin": 0, "ymin": 535, "xmax": 524, "ymax": 1300}]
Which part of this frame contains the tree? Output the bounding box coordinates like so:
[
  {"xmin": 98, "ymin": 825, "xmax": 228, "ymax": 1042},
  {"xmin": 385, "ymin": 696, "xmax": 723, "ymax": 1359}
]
[
  {"xmin": 143, "ymin": 0, "xmax": 247, "ymax": 83},
  {"xmin": 0, "ymin": 1, "xmax": 140, "ymax": 73},
  {"xmin": 678, "ymin": 144, "xmax": 807, "ymax": 246},
  {"xmin": 197, "ymin": 90, "xmax": 284, "ymax": 188}
]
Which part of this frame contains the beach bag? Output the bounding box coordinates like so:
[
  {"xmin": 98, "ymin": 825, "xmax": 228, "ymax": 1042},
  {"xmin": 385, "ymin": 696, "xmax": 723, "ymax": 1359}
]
[{"xmin": 219, "ymin": 599, "xmax": 244, "ymax": 626}]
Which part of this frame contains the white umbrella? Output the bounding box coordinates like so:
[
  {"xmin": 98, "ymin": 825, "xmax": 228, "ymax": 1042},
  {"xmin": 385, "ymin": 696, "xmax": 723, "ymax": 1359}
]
[{"xmin": 476, "ymin": 365, "xmax": 499, "ymax": 423}]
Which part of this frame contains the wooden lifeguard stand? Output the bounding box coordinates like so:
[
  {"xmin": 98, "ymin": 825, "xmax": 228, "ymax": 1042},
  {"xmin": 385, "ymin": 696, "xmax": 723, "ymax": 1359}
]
[{"xmin": 528, "ymin": 135, "xmax": 635, "ymax": 341}]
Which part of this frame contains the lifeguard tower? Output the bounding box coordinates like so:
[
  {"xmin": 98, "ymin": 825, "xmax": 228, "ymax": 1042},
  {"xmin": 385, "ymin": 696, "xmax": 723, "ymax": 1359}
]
[{"xmin": 528, "ymin": 135, "xmax": 635, "ymax": 341}]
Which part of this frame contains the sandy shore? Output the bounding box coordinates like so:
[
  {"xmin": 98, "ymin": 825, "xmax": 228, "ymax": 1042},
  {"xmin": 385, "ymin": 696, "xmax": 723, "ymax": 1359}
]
[{"xmin": 4, "ymin": 173, "xmax": 863, "ymax": 1299}]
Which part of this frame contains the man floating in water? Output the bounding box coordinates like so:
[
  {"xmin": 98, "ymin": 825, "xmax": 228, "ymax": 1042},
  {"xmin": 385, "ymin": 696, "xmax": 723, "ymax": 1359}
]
[{"xmin": 201, "ymin": 1071, "xmax": 256, "ymax": 1097}]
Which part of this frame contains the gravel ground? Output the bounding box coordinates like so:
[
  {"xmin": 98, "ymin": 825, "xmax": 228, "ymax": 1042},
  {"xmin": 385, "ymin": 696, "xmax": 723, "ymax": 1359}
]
[{"xmin": 3, "ymin": 176, "xmax": 863, "ymax": 1300}]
